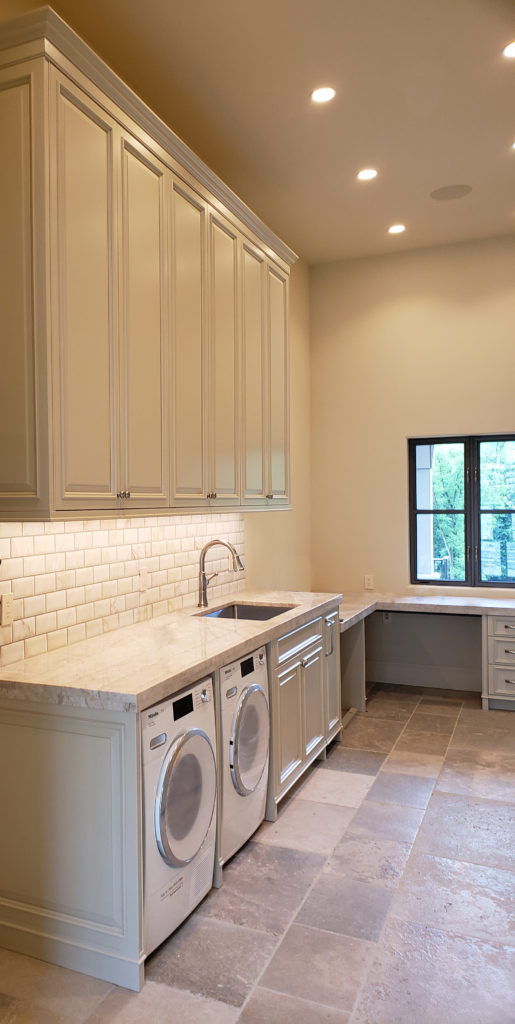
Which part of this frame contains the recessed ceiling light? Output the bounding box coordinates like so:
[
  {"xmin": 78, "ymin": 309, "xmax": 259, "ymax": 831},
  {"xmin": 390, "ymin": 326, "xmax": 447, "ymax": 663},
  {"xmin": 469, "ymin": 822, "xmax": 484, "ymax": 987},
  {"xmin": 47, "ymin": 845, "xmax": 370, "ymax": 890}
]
[
  {"xmin": 502, "ymin": 41, "xmax": 515, "ymax": 57},
  {"xmin": 311, "ymin": 87, "xmax": 336, "ymax": 104},
  {"xmin": 388, "ymin": 224, "xmax": 406, "ymax": 234},
  {"xmin": 357, "ymin": 168, "xmax": 378, "ymax": 181}
]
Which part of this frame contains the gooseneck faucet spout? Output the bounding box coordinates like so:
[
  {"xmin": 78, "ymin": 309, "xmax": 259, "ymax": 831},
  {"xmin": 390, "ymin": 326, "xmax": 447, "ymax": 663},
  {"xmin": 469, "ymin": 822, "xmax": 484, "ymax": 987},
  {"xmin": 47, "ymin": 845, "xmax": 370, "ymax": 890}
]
[{"xmin": 198, "ymin": 539, "xmax": 245, "ymax": 607}]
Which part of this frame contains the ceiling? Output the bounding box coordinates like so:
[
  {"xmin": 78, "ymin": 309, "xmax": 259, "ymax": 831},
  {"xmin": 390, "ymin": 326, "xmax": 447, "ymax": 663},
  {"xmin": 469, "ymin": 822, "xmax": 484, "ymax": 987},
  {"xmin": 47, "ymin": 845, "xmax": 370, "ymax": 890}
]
[{"xmin": 2, "ymin": 0, "xmax": 515, "ymax": 263}]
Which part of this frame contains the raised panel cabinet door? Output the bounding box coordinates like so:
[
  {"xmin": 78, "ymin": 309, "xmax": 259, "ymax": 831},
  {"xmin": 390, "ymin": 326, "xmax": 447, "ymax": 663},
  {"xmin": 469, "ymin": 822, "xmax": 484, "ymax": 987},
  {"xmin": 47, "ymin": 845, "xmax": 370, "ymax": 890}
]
[
  {"xmin": 0, "ymin": 70, "xmax": 38, "ymax": 502},
  {"xmin": 267, "ymin": 264, "xmax": 289, "ymax": 502},
  {"xmin": 324, "ymin": 612, "xmax": 341, "ymax": 740},
  {"xmin": 51, "ymin": 72, "xmax": 118, "ymax": 508},
  {"xmin": 120, "ymin": 137, "xmax": 168, "ymax": 506},
  {"xmin": 242, "ymin": 243, "xmax": 266, "ymax": 503},
  {"xmin": 209, "ymin": 214, "xmax": 239, "ymax": 503},
  {"xmin": 171, "ymin": 182, "xmax": 207, "ymax": 503},
  {"xmin": 275, "ymin": 660, "xmax": 304, "ymax": 796},
  {"xmin": 302, "ymin": 643, "xmax": 326, "ymax": 759}
]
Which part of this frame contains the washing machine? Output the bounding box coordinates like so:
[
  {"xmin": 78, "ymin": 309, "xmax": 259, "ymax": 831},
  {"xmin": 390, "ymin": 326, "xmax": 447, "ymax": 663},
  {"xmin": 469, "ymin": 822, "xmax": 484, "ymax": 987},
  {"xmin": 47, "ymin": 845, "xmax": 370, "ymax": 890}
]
[
  {"xmin": 215, "ymin": 646, "xmax": 270, "ymax": 881},
  {"xmin": 142, "ymin": 677, "xmax": 217, "ymax": 956}
]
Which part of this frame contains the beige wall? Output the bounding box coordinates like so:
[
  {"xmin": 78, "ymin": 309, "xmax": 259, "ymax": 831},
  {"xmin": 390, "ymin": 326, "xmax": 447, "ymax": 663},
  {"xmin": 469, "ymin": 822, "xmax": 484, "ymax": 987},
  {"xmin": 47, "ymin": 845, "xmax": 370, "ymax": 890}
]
[
  {"xmin": 245, "ymin": 259, "xmax": 312, "ymax": 591},
  {"xmin": 310, "ymin": 234, "xmax": 515, "ymax": 596}
]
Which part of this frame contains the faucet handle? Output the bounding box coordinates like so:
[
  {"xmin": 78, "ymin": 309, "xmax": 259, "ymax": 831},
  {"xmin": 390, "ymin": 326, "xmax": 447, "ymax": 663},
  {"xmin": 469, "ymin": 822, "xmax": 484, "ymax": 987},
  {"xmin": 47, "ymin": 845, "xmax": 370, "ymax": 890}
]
[{"xmin": 206, "ymin": 571, "xmax": 218, "ymax": 584}]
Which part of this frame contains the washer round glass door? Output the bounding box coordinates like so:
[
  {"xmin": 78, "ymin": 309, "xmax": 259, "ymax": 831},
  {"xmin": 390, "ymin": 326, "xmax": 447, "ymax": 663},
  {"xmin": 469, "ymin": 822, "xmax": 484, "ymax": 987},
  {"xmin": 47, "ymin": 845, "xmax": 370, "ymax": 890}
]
[
  {"xmin": 155, "ymin": 727, "xmax": 216, "ymax": 867},
  {"xmin": 230, "ymin": 684, "xmax": 270, "ymax": 796}
]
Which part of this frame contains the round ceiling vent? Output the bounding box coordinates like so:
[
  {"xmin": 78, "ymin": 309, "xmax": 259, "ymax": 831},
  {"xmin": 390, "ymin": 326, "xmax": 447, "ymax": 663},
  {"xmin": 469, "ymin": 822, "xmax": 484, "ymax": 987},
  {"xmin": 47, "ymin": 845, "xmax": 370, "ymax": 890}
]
[{"xmin": 430, "ymin": 184, "xmax": 472, "ymax": 201}]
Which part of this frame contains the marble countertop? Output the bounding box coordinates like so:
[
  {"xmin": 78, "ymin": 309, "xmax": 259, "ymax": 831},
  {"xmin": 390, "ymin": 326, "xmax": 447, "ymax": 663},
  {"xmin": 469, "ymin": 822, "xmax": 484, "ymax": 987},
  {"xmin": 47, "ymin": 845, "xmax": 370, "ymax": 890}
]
[
  {"xmin": 339, "ymin": 592, "xmax": 515, "ymax": 631},
  {"xmin": 0, "ymin": 589, "xmax": 341, "ymax": 713}
]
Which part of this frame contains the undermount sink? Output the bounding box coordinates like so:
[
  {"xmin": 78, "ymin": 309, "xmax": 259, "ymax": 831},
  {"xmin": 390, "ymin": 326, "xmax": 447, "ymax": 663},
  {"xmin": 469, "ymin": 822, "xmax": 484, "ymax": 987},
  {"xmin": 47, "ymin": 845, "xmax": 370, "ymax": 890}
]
[{"xmin": 198, "ymin": 602, "xmax": 297, "ymax": 621}]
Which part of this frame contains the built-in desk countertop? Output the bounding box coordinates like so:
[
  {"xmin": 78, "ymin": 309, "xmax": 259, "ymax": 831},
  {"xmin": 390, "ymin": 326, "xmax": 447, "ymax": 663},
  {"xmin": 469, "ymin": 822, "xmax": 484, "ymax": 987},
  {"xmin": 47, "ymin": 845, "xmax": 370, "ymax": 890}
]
[{"xmin": 338, "ymin": 592, "xmax": 515, "ymax": 711}]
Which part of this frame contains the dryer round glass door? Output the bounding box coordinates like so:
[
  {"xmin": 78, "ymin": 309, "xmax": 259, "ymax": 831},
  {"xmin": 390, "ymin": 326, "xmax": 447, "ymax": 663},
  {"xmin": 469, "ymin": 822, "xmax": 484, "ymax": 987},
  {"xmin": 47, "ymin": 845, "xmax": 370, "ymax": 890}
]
[
  {"xmin": 230, "ymin": 684, "xmax": 270, "ymax": 796},
  {"xmin": 155, "ymin": 727, "xmax": 216, "ymax": 867}
]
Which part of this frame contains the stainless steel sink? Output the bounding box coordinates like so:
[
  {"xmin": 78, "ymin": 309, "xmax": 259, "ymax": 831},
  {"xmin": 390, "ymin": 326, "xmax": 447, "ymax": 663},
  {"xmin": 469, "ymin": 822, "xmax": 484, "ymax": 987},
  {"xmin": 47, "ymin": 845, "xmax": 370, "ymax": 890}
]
[{"xmin": 198, "ymin": 602, "xmax": 297, "ymax": 620}]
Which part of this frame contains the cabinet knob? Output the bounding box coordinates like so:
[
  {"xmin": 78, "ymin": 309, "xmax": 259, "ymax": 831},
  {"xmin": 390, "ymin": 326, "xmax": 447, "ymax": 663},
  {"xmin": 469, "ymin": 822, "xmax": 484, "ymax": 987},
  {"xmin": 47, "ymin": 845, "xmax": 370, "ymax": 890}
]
[{"xmin": 266, "ymin": 493, "xmax": 274, "ymax": 500}]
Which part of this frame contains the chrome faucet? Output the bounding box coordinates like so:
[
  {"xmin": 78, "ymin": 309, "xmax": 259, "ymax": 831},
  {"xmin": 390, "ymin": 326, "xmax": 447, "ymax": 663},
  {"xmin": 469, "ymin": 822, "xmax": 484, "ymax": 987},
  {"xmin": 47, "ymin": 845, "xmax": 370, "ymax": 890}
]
[{"xmin": 198, "ymin": 539, "xmax": 245, "ymax": 607}]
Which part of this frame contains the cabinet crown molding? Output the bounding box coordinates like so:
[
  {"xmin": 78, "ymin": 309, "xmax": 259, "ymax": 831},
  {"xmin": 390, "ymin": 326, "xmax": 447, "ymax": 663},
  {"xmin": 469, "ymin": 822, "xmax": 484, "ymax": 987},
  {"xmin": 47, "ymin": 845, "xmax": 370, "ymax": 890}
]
[{"xmin": 0, "ymin": 5, "xmax": 297, "ymax": 269}]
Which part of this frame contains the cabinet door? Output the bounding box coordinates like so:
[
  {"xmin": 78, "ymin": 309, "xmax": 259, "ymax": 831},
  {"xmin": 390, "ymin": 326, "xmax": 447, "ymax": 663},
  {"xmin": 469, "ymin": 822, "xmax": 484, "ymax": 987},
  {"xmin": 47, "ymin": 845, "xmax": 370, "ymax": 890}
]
[
  {"xmin": 302, "ymin": 643, "xmax": 326, "ymax": 759},
  {"xmin": 241, "ymin": 243, "xmax": 266, "ymax": 503},
  {"xmin": 275, "ymin": 659, "xmax": 304, "ymax": 797},
  {"xmin": 324, "ymin": 612, "xmax": 341, "ymax": 740},
  {"xmin": 0, "ymin": 63, "xmax": 45, "ymax": 511},
  {"xmin": 51, "ymin": 72, "xmax": 119, "ymax": 509},
  {"xmin": 267, "ymin": 263, "xmax": 289, "ymax": 503},
  {"xmin": 119, "ymin": 136, "xmax": 168, "ymax": 507},
  {"xmin": 171, "ymin": 181, "xmax": 207, "ymax": 504},
  {"xmin": 208, "ymin": 213, "xmax": 239, "ymax": 504}
]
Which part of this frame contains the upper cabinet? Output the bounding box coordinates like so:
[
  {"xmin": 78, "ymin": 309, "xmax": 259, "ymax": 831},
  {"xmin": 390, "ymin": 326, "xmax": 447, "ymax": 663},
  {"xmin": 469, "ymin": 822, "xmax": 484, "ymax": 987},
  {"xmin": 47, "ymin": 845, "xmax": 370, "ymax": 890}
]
[{"xmin": 0, "ymin": 9, "xmax": 296, "ymax": 519}]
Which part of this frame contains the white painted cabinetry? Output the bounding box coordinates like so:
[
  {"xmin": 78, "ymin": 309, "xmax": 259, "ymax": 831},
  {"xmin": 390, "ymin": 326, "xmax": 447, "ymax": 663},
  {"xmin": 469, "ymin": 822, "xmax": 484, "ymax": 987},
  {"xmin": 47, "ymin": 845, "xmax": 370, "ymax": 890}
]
[
  {"xmin": 0, "ymin": 9, "xmax": 295, "ymax": 519},
  {"xmin": 266, "ymin": 606, "xmax": 341, "ymax": 820},
  {"xmin": 484, "ymin": 615, "xmax": 515, "ymax": 708},
  {"xmin": 50, "ymin": 71, "xmax": 169, "ymax": 512}
]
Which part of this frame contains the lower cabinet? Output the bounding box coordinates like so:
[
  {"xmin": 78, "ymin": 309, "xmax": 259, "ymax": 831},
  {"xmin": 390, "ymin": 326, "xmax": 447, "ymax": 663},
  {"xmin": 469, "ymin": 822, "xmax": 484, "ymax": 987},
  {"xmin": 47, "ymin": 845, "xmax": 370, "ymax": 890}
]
[
  {"xmin": 266, "ymin": 607, "xmax": 342, "ymax": 819},
  {"xmin": 484, "ymin": 615, "xmax": 515, "ymax": 709}
]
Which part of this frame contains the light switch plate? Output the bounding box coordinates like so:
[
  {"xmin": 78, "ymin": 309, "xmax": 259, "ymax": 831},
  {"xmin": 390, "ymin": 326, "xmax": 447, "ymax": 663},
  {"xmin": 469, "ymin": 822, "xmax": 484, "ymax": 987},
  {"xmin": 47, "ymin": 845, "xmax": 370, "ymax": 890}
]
[{"xmin": 1, "ymin": 593, "xmax": 14, "ymax": 626}]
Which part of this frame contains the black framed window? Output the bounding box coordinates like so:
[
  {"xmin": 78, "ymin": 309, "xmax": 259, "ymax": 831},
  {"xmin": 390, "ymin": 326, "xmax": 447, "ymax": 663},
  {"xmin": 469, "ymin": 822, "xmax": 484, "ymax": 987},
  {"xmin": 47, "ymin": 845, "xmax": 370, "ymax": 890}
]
[{"xmin": 409, "ymin": 435, "xmax": 515, "ymax": 587}]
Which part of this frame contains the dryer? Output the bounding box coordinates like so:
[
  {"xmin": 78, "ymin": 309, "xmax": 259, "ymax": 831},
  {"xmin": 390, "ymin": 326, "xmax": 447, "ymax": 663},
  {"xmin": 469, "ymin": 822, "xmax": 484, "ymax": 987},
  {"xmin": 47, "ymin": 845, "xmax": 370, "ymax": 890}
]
[
  {"xmin": 142, "ymin": 677, "xmax": 217, "ymax": 956},
  {"xmin": 215, "ymin": 646, "xmax": 270, "ymax": 882}
]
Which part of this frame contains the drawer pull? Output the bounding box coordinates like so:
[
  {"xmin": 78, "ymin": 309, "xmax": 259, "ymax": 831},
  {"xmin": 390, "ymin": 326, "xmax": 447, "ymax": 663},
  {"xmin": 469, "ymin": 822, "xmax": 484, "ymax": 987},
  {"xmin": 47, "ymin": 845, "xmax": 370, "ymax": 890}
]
[
  {"xmin": 504, "ymin": 679, "xmax": 515, "ymax": 686},
  {"xmin": 504, "ymin": 624, "xmax": 515, "ymax": 630},
  {"xmin": 504, "ymin": 649, "xmax": 515, "ymax": 655}
]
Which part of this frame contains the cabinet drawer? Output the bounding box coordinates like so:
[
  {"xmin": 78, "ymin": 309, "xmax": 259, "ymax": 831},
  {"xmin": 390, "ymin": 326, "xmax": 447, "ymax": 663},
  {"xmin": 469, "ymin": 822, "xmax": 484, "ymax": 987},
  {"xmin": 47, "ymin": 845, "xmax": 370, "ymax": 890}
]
[
  {"xmin": 488, "ymin": 616, "xmax": 515, "ymax": 638},
  {"xmin": 488, "ymin": 666, "xmax": 515, "ymax": 697},
  {"xmin": 488, "ymin": 637, "xmax": 515, "ymax": 667},
  {"xmin": 274, "ymin": 617, "xmax": 323, "ymax": 666}
]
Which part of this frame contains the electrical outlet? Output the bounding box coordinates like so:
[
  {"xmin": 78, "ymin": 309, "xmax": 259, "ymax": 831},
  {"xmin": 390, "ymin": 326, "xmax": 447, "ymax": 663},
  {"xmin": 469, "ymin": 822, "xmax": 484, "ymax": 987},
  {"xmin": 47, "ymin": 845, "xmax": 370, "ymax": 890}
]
[
  {"xmin": 364, "ymin": 574, "xmax": 374, "ymax": 590},
  {"xmin": 1, "ymin": 593, "xmax": 14, "ymax": 626},
  {"xmin": 383, "ymin": 611, "xmax": 391, "ymax": 624}
]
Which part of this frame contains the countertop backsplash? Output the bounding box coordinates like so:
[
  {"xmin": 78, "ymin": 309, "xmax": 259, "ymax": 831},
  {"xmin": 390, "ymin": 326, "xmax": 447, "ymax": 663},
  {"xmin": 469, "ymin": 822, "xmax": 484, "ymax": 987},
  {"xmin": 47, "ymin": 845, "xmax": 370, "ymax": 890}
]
[{"xmin": 0, "ymin": 513, "xmax": 246, "ymax": 667}]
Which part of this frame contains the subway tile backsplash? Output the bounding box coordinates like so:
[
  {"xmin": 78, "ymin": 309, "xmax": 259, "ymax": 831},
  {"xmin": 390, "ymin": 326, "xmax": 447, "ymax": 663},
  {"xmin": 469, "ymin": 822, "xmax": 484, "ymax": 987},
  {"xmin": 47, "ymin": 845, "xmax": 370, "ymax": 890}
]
[{"xmin": 0, "ymin": 514, "xmax": 245, "ymax": 667}]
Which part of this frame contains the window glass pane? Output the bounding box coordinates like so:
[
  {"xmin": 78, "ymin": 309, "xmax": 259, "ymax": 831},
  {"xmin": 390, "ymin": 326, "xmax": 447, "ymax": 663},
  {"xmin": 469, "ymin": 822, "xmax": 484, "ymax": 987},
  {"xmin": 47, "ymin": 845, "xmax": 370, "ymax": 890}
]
[
  {"xmin": 416, "ymin": 513, "xmax": 466, "ymax": 581},
  {"xmin": 479, "ymin": 440, "xmax": 515, "ymax": 510},
  {"xmin": 480, "ymin": 512, "xmax": 515, "ymax": 582},
  {"xmin": 415, "ymin": 443, "xmax": 464, "ymax": 510}
]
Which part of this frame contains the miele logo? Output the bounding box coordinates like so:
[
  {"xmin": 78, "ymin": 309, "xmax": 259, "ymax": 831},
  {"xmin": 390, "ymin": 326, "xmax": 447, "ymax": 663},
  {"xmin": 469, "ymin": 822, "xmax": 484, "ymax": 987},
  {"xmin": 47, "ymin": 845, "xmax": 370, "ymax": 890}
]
[{"xmin": 148, "ymin": 710, "xmax": 159, "ymax": 719}]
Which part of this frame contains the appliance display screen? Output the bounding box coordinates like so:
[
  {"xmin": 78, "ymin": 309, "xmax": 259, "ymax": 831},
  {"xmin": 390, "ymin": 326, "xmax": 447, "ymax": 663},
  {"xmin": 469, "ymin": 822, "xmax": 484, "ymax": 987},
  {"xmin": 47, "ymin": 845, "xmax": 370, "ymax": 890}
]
[
  {"xmin": 240, "ymin": 656, "xmax": 254, "ymax": 678},
  {"xmin": 173, "ymin": 692, "xmax": 194, "ymax": 721}
]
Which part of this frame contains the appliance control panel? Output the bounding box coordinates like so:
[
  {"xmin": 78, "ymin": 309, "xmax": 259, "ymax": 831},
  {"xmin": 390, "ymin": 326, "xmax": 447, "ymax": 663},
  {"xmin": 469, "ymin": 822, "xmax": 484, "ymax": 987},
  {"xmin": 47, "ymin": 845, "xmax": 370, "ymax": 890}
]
[
  {"xmin": 221, "ymin": 646, "xmax": 267, "ymax": 690},
  {"xmin": 141, "ymin": 677, "xmax": 213, "ymax": 760}
]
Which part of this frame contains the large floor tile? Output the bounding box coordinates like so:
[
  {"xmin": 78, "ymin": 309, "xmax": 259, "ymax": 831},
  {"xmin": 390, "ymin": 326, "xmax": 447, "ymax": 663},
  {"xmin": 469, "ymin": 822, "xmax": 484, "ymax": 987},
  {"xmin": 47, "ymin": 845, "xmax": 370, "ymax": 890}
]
[
  {"xmin": 326, "ymin": 835, "xmax": 412, "ymax": 889},
  {"xmin": 414, "ymin": 791, "xmax": 515, "ymax": 870},
  {"xmin": 394, "ymin": 726, "xmax": 450, "ymax": 756},
  {"xmin": 406, "ymin": 711, "xmax": 458, "ymax": 735},
  {"xmin": 260, "ymin": 924, "xmax": 373, "ymax": 1013},
  {"xmin": 351, "ymin": 918, "xmax": 515, "ymax": 1024},
  {"xmin": 296, "ymin": 874, "xmax": 392, "ymax": 942},
  {"xmin": 437, "ymin": 746, "xmax": 515, "ymax": 802},
  {"xmin": 362, "ymin": 692, "xmax": 418, "ymax": 722},
  {"xmin": 0, "ymin": 991, "xmax": 71, "ymax": 1024},
  {"xmin": 145, "ymin": 915, "xmax": 276, "ymax": 1008},
  {"xmin": 338, "ymin": 716, "xmax": 406, "ymax": 752},
  {"xmin": 450, "ymin": 708, "xmax": 515, "ymax": 753},
  {"xmin": 0, "ymin": 949, "xmax": 111, "ymax": 1024},
  {"xmin": 323, "ymin": 747, "xmax": 387, "ymax": 776},
  {"xmin": 296, "ymin": 769, "xmax": 374, "ymax": 808},
  {"xmin": 254, "ymin": 799, "xmax": 355, "ymax": 855},
  {"xmin": 390, "ymin": 850, "xmax": 515, "ymax": 944},
  {"xmin": 382, "ymin": 750, "xmax": 443, "ymax": 778},
  {"xmin": 346, "ymin": 799, "xmax": 425, "ymax": 845},
  {"xmin": 417, "ymin": 695, "xmax": 464, "ymax": 716},
  {"xmin": 198, "ymin": 841, "xmax": 324, "ymax": 935},
  {"xmin": 84, "ymin": 981, "xmax": 238, "ymax": 1024},
  {"xmin": 238, "ymin": 987, "xmax": 350, "ymax": 1023},
  {"xmin": 365, "ymin": 771, "xmax": 434, "ymax": 809}
]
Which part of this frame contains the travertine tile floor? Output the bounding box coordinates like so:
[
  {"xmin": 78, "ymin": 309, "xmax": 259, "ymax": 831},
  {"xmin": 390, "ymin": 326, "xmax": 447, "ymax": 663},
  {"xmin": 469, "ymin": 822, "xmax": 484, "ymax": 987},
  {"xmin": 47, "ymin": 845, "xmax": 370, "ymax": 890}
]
[{"xmin": 0, "ymin": 684, "xmax": 514, "ymax": 1023}]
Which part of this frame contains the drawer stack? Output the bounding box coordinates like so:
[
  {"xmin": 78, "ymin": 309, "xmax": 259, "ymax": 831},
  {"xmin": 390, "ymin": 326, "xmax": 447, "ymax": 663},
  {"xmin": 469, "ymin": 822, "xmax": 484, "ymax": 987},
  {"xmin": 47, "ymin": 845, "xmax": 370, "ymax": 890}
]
[{"xmin": 487, "ymin": 616, "xmax": 515, "ymax": 702}]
